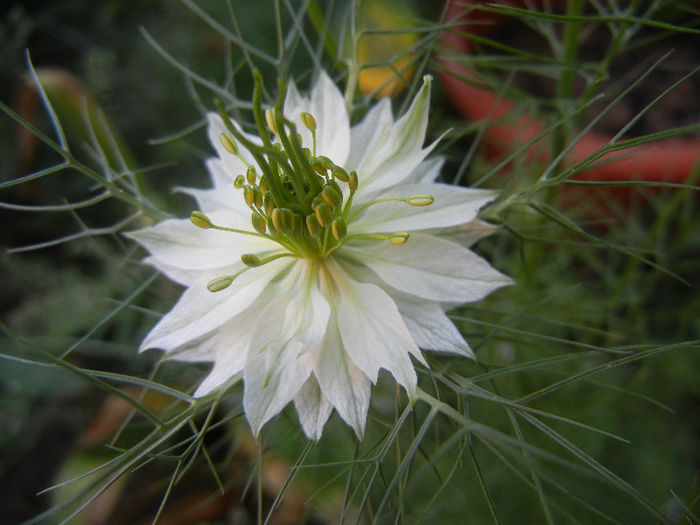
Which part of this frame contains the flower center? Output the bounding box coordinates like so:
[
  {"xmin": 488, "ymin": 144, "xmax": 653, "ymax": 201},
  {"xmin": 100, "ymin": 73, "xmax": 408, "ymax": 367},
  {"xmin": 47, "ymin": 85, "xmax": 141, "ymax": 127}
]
[{"xmin": 190, "ymin": 71, "xmax": 433, "ymax": 293}]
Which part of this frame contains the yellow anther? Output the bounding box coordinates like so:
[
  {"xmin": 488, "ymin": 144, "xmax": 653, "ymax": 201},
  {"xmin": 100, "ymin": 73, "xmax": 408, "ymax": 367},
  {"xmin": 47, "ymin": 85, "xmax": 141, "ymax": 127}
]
[
  {"xmin": 314, "ymin": 202, "xmax": 333, "ymax": 226},
  {"xmin": 219, "ymin": 132, "xmax": 237, "ymax": 154},
  {"xmin": 348, "ymin": 170, "xmax": 358, "ymax": 193},
  {"xmin": 300, "ymin": 112, "xmax": 317, "ymax": 132},
  {"xmin": 251, "ymin": 212, "xmax": 267, "ymax": 234},
  {"xmin": 331, "ymin": 218, "xmax": 347, "ymax": 240},
  {"xmin": 207, "ymin": 276, "xmax": 233, "ymax": 293},
  {"xmin": 272, "ymin": 207, "xmax": 294, "ymax": 233},
  {"xmin": 241, "ymin": 253, "xmax": 263, "ymax": 267},
  {"xmin": 190, "ymin": 211, "xmax": 212, "ymax": 229},
  {"xmin": 321, "ymin": 185, "xmax": 342, "ymax": 208},
  {"xmin": 246, "ymin": 166, "xmax": 257, "ymax": 185},
  {"xmin": 306, "ymin": 214, "xmax": 322, "ymax": 237},
  {"xmin": 265, "ymin": 108, "xmax": 278, "ymax": 135},
  {"xmin": 331, "ymin": 165, "xmax": 349, "ymax": 182},
  {"xmin": 244, "ymin": 187, "xmax": 256, "ymax": 207},
  {"xmin": 389, "ymin": 232, "xmax": 410, "ymax": 245},
  {"xmin": 407, "ymin": 194, "xmax": 434, "ymax": 206}
]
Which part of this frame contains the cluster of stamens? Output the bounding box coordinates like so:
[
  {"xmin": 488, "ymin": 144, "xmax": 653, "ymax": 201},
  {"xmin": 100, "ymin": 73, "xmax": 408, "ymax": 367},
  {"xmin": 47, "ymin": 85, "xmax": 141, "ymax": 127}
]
[{"xmin": 190, "ymin": 72, "xmax": 433, "ymax": 293}]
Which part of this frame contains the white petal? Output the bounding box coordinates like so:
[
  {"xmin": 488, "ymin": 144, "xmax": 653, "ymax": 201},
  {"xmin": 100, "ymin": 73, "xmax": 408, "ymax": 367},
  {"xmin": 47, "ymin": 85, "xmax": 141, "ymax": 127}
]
[
  {"xmin": 178, "ymin": 307, "xmax": 263, "ymax": 396},
  {"xmin": 310, "ymin": 315, "xmax": 371, "ymax": 437},
  {"xmin": 392, "ymin": 292, "xmax": 474, "ymax": 358},
  {"xmin": 328, "ymin": 260, "xmax": 422, "ymax": 397},
  {"xmin": 244, "ymin": 336, "xmax": 312, "ymax": 437},
  {"xmin": 140, "ymin": 257, "xmax": 293, "ymax": 352},
  {"xmin": 195, "ymin": 368, "xmax": 242, "ymax": 398},
  {"xmin": 284, "ymin": 72, "xmax": 350, "ymax": 165},
  {"xmin": 353, "ymin": 77, "xmax": 434, "ymax": 196},
  {"xmin": 404, "ymin": 156, "xmax": 445, "ymax": 184},
  {"xmin": 437, "ymin": 219, "xmax": 502, "ymax": 248},
  {"xmin": 127, "ymin": 213, "xmax": 281, "ymax": 280},
  {"xmin": 346, "ymin": 97, "xmax": 393, "ymax": 171},
  {"xmin": 176, "ymin": 159, "xmax": 248, "ymax": 213},
  {"xmin": 341, "ymin": 233, "xmax": 513, "ymax": 304},
  {"xmin": 294, "ymin": 376, "xmax": 333, "ymax": 441},
  {"xmin": 243, "ymin": 266, "xmax": 330, "ymax": 436},
  {"xmin": 350, "ymin": 184, "xmax": 497, "ymax": 234}
]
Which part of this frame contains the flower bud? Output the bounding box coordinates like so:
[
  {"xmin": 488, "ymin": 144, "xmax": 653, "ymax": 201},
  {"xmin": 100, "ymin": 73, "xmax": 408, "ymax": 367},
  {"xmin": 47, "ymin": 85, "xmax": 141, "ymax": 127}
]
[
  {"xmin": 219, "ymin": 132, "xmax": 237, "ymax": 154},
  {"xmin": 251, "ymin": 212, "xmax": 267, "ymax": 234},
  {"xmin": 389, "ymin": 232, "xmax": 409, "ymax": 245},
  {"xmin": 407, "ymin": 194, "xmax": 434, "ymax": 206},
  {"xmin": 314, "ymin": 202, "xmax": 333, "ymax": 227},
  {"xmin": 207, "ymin": 276, "xmax": 233, "ymax": 292},
  {"xmin": 190, "ymin": 211, "xmax": 212, "ymax": 229},
  {"xmin": 241, "ymin": 253, "xmax": 262, "ymax": 267},
  {"xmin": 331, "ymin": 218, "xmax": 347, "ymax": 240},
  {"xmin": 321, "ymin": 184, "xmax": 342, "ymax": 208},
  {"xmin": 300, "ymin": 112, "xmax": 317, "ymax": 132}
]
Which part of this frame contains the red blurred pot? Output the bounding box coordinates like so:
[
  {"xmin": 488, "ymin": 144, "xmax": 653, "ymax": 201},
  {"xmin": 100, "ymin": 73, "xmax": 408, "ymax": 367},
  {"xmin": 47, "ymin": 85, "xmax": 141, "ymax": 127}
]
[{"xmin": 439, "ymin": 0, "xmax": 699, "ymax": 212}]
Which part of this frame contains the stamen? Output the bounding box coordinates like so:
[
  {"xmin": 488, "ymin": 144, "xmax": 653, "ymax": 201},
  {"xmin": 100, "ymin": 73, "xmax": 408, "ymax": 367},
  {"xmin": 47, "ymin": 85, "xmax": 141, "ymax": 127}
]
[
  {"xmin": 390, "ymin": 232, "xmax": 410, "ymax": 245},
  {"xmin": 207, "ymin": 275, "xmax": 235, "ymax": 292},
  {"xmin": 406, "ymin": 194, "xmax": 434, "ymax": 206},
  {"xmin": 321, "ymin": 184, "xmax": 342, "ymax": 208},
  {"xmin": 190, "ymin": 211, "xmax": 212, "ymax": 229},
  {"xmin": 251, "ymin": 212, "xmax": 267, "ymax": 234},
  {"xmin": 265, "ymin": 108, "xmax": 278, "ymax": 135},
  {"xmin": 219, "ymin": 132, "xmax": 237, "ymax": 155},
  {"xmin": 331, "ymin": 218, "xmax": 347, "ymax": 240},
  {"xmin": 241, "ymin": 253, "xmax": 262, "ymax": 267}
]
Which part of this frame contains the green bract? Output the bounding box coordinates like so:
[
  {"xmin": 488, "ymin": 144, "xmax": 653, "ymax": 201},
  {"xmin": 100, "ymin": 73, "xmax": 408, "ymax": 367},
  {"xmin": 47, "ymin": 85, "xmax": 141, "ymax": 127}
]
[{"xmin": 127, "ymin": 72, "xmax": 512, "ymax": 440}]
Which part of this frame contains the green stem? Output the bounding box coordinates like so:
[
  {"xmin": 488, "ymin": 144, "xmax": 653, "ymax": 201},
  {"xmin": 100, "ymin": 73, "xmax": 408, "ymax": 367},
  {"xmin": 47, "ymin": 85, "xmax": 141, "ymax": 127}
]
[{"xmin": 551, "ymin": 0, "xmax": 583, "ymax": 160}]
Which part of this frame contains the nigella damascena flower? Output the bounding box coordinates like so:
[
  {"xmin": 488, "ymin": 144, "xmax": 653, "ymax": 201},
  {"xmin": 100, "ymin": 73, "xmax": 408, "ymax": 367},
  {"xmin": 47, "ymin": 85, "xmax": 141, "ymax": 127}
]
[{"xmin": 128, "ymin": 72, "xmax": 512, "ymax": 440}]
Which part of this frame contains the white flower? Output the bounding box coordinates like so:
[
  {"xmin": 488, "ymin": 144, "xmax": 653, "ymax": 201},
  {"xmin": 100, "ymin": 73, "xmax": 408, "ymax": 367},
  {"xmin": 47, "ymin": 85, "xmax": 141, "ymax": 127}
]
[{"xmin": 128, "ymin": 72, "xmax": 512, "ymax": 440}]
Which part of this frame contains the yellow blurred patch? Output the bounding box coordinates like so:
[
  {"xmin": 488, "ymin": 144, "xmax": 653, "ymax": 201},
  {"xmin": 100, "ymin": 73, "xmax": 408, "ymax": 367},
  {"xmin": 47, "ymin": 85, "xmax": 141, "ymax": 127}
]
[{"xmin": 357, "ymin": 2, "xmax": 418, "ymax": 98}]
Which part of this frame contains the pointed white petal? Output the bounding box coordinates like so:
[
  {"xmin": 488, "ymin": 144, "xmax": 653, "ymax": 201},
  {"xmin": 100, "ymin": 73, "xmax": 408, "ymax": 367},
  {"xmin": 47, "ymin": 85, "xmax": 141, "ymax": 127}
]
[
  {"xmin": 341, "ymin": 233, "xmax": 513, "ymax": 304},
  {"xmin": 284, "ymin": 72, "xmax": 350, "ymax": 164},
  {"xmin": 328, "ymin": 260, "xmax": 422, "ymax": 398},
  {"xmin": 353, "ymin": 77, "xmax": 434, "ymax": 196},
  {"xmin": 392, "ymin": 293, "xmax": 474, "ymax": 358},
  {"xmin": 346, "ymin": 97, "xmax": 393, "ymax": 171},
  {"xmin": 128, "ymin": 213, "xmax": 281, "ymax": 275},
  {"xmin": 310, "ymin": 315, "xmax": 371, "ymax": 438},
  {"xmin": 243, "ymin": 266, "xmax": 330, "ymax": 436},
  {"xmin": 140, "ymin": 257, "xmax": 293, "ymax": 352},
  {"xmin": 176, "ymin": 159, "xmax": 249, "ymax": 213},
  {"xmin": 350, "ymin": 184, "xmax": 497, "ymax": 234},
  {"xmin": 404, "ymin": 156, "xmax": 445, "ymax": 184},
  {"xmin": 294, "ymin": 376, "xmax": 333, "ymax": 441},
  {"xmin": 437, "ymin": 219, "xmax": 502, "ymax": 248}
]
